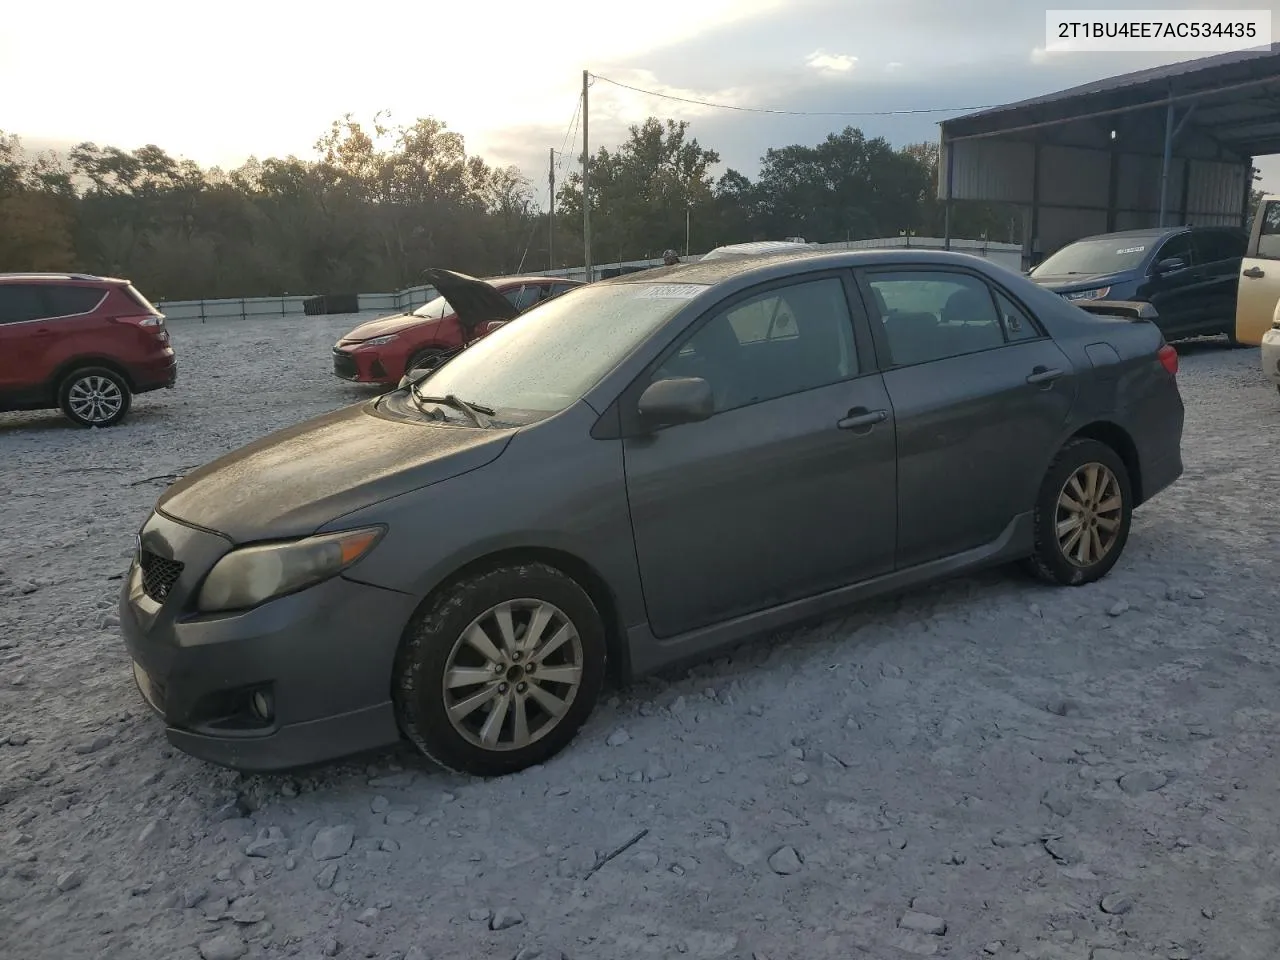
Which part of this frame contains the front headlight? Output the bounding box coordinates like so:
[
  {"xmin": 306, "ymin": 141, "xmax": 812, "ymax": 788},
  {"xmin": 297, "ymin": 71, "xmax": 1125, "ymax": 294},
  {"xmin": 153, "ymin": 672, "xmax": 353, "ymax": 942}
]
[
  {"xmin": 361, "ymin": 335, "xmax": 398, "ymax": 347},
  {"xmin": 197, "ymin": 527, "xmax": 384, "ymax": 613},
  {"xmin": 1064, "ymin": 286, "xmax": 1111, "ymax": 301}
]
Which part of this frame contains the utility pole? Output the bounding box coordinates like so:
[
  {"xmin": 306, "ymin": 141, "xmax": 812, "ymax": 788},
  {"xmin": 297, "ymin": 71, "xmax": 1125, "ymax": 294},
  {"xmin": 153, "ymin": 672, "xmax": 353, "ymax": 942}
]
[
  {"xmin": 548, "ymin": 147, "xmax": 555, "ymax": 270},
  {"xmin": 582, "ymin": 69, "xmax": 592, "ymax": 284}
]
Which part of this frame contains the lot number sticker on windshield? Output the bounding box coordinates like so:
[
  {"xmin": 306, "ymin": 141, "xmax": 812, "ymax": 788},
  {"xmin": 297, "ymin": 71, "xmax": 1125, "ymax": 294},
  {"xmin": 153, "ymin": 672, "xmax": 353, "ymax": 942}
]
[
  {"xmin": 636, "ymin": 284, "xmax": 706, "ymax": 299},
  {"xmin": 1116, "ymin": 245, "xmax": 1145, "ymax": 255}
]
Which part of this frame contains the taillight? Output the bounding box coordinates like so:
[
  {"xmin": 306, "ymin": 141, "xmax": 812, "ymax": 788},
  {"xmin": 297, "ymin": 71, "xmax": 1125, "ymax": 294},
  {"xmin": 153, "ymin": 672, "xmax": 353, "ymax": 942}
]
[{"xmin": 1158, "ymin": 343, "xmax": 1178, "ymax": 376}]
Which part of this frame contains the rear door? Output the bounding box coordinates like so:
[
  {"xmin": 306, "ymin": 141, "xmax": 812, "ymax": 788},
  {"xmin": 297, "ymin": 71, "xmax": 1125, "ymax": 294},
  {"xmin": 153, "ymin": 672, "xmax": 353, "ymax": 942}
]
[
  {"xmin": 858, "ymin": 267, "xmax": 1077, "ymax": 570},
  {"xmin": 1236, "ymin": 196, "xmax": 1280, "ymax": 345},
  {"xmin": 1190, "ymin": 228, "xmax": 1247, "ymax": 337},
  {"xmin": 0, "ymin": 284, "xmax": 56, "ymax": 401}
]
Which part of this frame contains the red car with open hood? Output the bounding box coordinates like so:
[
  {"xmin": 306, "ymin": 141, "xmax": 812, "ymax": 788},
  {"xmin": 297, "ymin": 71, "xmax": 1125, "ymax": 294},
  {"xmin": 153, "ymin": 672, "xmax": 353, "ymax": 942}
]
[{"xmin": 332, "ymin": 270, "xmax": 583, "ymax": 386}]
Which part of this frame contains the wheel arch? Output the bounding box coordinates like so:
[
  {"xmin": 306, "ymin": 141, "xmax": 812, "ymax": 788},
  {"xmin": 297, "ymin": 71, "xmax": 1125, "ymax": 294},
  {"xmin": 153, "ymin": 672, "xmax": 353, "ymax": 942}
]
[
  {"xmin": 49, "ymin": 355, "xmax": 138, "ymax": 394},
  {"xmin": 1066, "ymin": 420, "xmax": 1143, "ymax": 504},
  {"xmin": 401, "ymin": 545, "xmax": 631, "ymax": 685}
]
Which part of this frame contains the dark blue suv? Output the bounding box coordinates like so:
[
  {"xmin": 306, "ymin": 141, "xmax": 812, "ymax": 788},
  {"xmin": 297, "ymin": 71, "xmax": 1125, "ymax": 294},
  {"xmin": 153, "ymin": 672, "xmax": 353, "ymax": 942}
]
[{"xmin": 1028, "ymin": 225, "xmax": 1247, "ymax": 342}]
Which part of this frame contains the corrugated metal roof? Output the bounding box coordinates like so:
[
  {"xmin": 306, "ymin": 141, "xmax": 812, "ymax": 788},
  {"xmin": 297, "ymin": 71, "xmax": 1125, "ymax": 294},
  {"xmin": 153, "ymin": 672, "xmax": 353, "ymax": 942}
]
[{"xmin": 943, "ymin": 44, "xmax": 1280, "ymax": 138}]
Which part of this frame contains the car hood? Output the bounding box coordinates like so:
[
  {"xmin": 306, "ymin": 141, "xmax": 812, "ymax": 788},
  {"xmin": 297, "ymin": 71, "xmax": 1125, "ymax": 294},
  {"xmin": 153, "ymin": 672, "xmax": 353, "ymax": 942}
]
[
  {"xmin": 1029, "ymin": 271, "xmax": 1132, "ymax": 292},
  {"xmin": 157, "ymin": 403, "xmax": 514, "ymax": 543},
  {"xmin": 422, "ymin": 268, "xmax": 519, "ymax": 335},
  {"xmin": 342, "ymin": 313, "xmax": 444, "ymax": 341}
]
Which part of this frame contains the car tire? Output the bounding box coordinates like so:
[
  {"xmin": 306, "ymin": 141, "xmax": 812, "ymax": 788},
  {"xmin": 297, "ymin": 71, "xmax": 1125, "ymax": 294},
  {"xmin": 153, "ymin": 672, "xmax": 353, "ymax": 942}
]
[
  {"xmin": 392, "ymin": 562, "xmax": 607, "ymax": 777},
  {"xmin": 1026, "ymin": 437, "xmax": 1133, "ymax": 587},
  {"xmin": 58, "ymin": 367, "xmax": 132, "ymax": 428}
]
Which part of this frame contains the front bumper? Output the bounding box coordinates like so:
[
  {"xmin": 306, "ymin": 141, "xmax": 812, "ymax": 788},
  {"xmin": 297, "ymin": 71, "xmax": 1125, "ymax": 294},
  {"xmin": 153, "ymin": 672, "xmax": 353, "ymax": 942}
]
[
  {"xmin": 120, "ymin": 510, "xmax": 416, "ymax": 771},
  {"xmin": 332, "ymin": 345, "xmax": 393, "ymax": 384},
  {"xmin": 1261, "ymin": 328, "xmax": 1280, "ymax": 388}
]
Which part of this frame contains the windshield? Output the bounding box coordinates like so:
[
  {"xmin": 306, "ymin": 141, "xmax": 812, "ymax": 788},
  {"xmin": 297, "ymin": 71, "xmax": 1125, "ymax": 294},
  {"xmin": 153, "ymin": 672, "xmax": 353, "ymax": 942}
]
[
  {"xmin": 413, "ymin": 282, "xmax": 705, "ymax": 416},
  {"xmin": 1031, "ymin": 237, "xmax": 1155, "ymax": 277},
  {"xmin": 411, "ymin": 293, "xmax": 453, "ymax": 319}
]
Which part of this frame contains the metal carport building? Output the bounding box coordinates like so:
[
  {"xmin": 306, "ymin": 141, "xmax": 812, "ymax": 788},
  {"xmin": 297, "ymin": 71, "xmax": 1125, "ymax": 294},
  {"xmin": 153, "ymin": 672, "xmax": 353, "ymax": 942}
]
[{"xmin": 938, "ymin": 44, "xmax": 1280, "ymax": 267}]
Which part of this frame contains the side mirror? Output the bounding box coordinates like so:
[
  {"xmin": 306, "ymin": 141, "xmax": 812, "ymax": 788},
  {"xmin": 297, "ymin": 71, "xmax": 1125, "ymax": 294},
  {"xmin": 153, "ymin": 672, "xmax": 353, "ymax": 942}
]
[
  {"xmin": 1154, "ymin": 257, "xmax": 1186, "ymax": 274},
  {"xmin": 637, "ymin": 377, "xmax": 714, "ymax": 428}
]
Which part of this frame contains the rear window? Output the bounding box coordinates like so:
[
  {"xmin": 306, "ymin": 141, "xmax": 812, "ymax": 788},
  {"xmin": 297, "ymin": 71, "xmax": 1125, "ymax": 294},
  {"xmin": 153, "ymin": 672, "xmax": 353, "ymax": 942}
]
[
  {"xmin": 124, "ymin": 283, "xmax": 162, "ymax": 315},
  {"xmin": 45, "ymin": 285, "xmax": 106, "ymax": 317},
  {"xmin": 0, "ymin": 284, "xmax": 48, "ymax": 324}
]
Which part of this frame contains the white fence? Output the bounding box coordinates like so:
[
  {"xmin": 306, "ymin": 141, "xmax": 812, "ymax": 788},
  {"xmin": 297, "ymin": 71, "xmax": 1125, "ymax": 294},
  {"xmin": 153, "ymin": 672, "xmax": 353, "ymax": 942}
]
[{"xmin": 155, "ymin": 237, "xmax": 1022, "ymax": 322}]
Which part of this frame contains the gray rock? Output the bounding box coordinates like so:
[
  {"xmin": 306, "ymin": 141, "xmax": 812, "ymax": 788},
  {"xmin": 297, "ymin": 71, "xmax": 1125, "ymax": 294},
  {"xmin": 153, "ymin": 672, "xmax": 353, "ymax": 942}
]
[
  {"xmin": 1201, "ymin": 907, "xmax": 1214, "ymax": 920},
  {"xmin": 229, "ymin": 897, "xmax": 266, "ymax": 924},
  {"xmin": 284, "ymin": 855, "xmax": 296, "ymax": 870},
  {"xmin": 983, "ymin": 942, "xmax": 1003, "ymax": 955},
  {"xmin": 606, "ymin": 728, "xmax": 631, "ymax": 747},
  {"xmin": 182, "ymin": 886, "xmax": 209, "ymax": 909},
  {"xmin": 991, "ymin": 829, "xmax": 1037, "ymax": 848},
  {"xmin": 468, "ymin": 907, "xmax": 492, "ymax": 922},
  {"xmin": 1100, "ymin": 893, "xmax": 1134, "ymax": 915},
  {"xmin": 7, "ymin": 733, "xmax": 30, "ymax": 746},
  {"xmin": 644, "ymin": 763, "xmax": 671, "ymax": 782},
  {"xmin": 138, "ymin": 818, "xmax": 169, "ymax": 848},
  {"xmin": 246, "ymin": 826, "xmax": 287, "ymax": 858},
  {"xmin": 1108, "ymin": 600, "xmax": 1130, "ymax": 617},
  {"xmin": 73, "ymin": 734, "xmax": 112, "ymax": 755},
  {"xmin": 279, "ymin": 779, "xmax": 299, "ymax": 798},
  {"xmin": 198, "ymin": 933, "xmax": 247, "ymax": 960},
  {"xmin": 768, "ymin": 846, "xmax": 803, "ymax": 875},
  {"xmin": 790, "ymin": 772, "xmax": 810, "ymax": 786},
  {"xmin": 1187, "ymin": 586, "xmax": 1206, "ymax": 600},
  {"xmin": 355, "ymin": 907, "xmax": 379, "ymax": 924},
  {"xmin": 315, "ymin": 863, "xmax": 338, "ymax": 890},
  {"xmin": 1044, "ymin": 837, "xmax": 1083, "ymax": 864},
  {"xmin": 385, "ymin": 809, "xmax": 416, "ymax": 825},
  {"xmin": 54, "ymin": 869, "xmax": 83, "ymax": 893},
  {"xmin": 899, "ymin": 911, "xmax": 947, "ymax": 936},
  {"xmin": 1119, "ymin": 770, "xmax": 1168, "ymax": 794},
  {"xmin": 321, "ymin": 936, "xmax": 341, "ymax": 957},
  {"xmin": 1045, "ymin": 698, "xmax": 1081, "ymax": 717},
  {"xmin": 244, "ymin": 921, "xmax": 273, "ymax": 943},
  {"xmin": 312, "ymin": 825, "xmax": 355, "ymax": 861},
  {"xmin": 490, "ymin": 907, "xmax": 525, "ymax": 930},
  {"xmin": 1041, "ymin": 789, "xmax": 1074, "ymax": 817},
  {"xmin": 370, "ymin": 796, "xmax": 389, "ymax": 813},
  {"xmin": 380, "ymin": 838, "xmax": 400, "ymax": 853},
  {"xmin": 942, "ymin": 852, "xmax": 967, "ymax": 865},
  {"xmin": 203, "ymin": 897, "xmax": 230, "ymax": 921}
]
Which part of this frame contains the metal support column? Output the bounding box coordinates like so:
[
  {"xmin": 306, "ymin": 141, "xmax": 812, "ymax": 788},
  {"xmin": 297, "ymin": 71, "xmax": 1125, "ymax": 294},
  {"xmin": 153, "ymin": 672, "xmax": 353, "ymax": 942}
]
[
  {"xmin": 943, "ymin": 138, "xmax": 954, "ymax": 250},
  {"xmin": 1158, "ymin": 96, "xmax": 1175, "ymax": 227}
]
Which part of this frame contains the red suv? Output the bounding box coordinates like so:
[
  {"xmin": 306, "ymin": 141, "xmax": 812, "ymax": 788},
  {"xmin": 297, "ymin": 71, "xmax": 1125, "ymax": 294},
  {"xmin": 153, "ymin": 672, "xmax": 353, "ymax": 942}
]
[
  {"xmin": 0, "ymin": 273, "xmax": 176, "ymax": 427},
  {"xmin": 333, "ymin": 271, "xmax": 583, "ymax": 386}
]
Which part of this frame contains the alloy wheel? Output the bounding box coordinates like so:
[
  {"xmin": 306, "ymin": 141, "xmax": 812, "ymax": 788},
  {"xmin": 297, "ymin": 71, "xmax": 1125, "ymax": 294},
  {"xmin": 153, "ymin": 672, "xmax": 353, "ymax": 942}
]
[
  {"xmin": 1055, "ymin": 462, "xmax": 1123, "ymax": 567},
  {"xmin": 441, "ymin": 599, "xmax": 584, "ymax": 751},
  {"xmin": 67, "ymin": 375, "xmax": 124, "ymax": 424}
]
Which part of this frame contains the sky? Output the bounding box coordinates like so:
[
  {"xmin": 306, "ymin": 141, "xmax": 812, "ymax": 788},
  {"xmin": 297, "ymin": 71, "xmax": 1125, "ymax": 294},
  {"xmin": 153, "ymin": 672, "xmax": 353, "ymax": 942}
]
[{"xmin": 5, "ymin": 0, "xmax": 1280, "ymax": 207}]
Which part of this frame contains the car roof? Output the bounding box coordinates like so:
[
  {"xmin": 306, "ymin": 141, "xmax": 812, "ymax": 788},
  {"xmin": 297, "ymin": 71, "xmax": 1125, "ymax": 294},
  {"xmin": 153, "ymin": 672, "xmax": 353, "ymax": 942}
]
[{"xmin": 0, "ymin": 272, "xmax": 125, "ymax": 284}]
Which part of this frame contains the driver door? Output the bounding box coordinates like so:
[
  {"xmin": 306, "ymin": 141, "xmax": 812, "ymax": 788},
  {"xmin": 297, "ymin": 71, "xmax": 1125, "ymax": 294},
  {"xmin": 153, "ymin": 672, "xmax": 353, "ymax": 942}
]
[{"xmin": 620, "ymin": 273, "xmax": 897, "ymax": 638}]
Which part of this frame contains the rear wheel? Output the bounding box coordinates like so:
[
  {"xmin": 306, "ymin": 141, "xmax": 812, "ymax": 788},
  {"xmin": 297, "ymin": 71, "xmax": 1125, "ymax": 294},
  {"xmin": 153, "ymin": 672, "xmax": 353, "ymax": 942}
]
[
  {"xmin": 1027, "ymin": 438, "xmax": 1132, "ymax": 586},
  {"xmin": 58, "ymin": 367, "xmax": 132, "ymax": 427},
  {"xmin": 392, "ymin": 562, "xmax": 606, "ymax": 776}
]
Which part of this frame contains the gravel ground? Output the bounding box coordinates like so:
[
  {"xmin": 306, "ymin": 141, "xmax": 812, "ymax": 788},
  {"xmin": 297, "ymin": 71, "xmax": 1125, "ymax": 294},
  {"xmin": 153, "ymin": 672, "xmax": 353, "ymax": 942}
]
[{"xmin": 1, "ymin": 315, "xmax": 1279, "ymax": 960}]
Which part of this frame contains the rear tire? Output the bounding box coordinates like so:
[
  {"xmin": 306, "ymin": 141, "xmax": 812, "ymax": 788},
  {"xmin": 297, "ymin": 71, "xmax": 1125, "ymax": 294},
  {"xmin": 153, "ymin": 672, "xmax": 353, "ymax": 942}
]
[
  {"xmin": 392, "ymin": 562, "xmax": 607, "ymax": 777},
  {"xmin": 1026, "ymin": 438, "xmax": 1132, "ymax": 586},
  {"xmin": 58, "ymin": 367, "xmax": 132, "ymax": 428}
]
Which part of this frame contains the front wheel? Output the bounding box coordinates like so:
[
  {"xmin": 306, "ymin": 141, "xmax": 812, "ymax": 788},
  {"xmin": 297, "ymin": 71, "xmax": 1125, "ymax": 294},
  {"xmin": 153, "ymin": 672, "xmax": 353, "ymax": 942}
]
[
  {"xmin": 392, "ymin": 563, "xmax": 607, "ymax": 776},
  {"xmin": 58, "ymin": 367, "xmax": 132, "ymax": 427},
  {"xmin": 1027, "ymin": 438, "xmax": 1133, "ymax": 586},
  {"xmin": 405, "ymin": 348, "xmax": 446, "ymax": 379}
]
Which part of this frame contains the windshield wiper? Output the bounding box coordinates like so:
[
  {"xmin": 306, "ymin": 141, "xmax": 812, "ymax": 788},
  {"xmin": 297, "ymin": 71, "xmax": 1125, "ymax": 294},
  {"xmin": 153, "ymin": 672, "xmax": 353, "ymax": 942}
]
[{"xmin": 410, "ymin": 387, "xmax": 495, "ymax": 426}]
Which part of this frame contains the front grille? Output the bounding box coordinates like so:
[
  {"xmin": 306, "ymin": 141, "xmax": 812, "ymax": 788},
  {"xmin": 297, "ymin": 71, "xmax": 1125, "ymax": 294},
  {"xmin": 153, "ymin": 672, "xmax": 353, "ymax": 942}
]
[
  {"xmin": 139, "ymin": 550, "xmax": 183, "ymax": 602},
  {"xmin": 332, "ymin": 349, "xmax": 358, "ymax": 380}
]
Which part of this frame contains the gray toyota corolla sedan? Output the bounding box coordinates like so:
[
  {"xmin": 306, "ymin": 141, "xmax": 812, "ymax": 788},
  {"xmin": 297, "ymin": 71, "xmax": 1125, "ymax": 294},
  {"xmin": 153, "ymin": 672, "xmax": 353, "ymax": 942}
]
[{"xmin": 121, "ymin": 249, "xmax": 1184, "ymax": 776}]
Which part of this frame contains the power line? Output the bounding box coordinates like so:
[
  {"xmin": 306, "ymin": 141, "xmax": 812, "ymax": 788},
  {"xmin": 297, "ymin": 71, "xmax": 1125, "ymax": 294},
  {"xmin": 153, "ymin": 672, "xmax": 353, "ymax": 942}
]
[{"xmin": 589, "ymin": 72, "xmax": 1000, "ymax": 118}]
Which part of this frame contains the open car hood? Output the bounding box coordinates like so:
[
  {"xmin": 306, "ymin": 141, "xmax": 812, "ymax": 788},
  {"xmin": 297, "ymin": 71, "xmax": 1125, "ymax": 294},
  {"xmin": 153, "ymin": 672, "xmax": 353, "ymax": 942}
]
[{"xmin": 421, "ymin": 268, "xmax": 519, "ymax": 336}]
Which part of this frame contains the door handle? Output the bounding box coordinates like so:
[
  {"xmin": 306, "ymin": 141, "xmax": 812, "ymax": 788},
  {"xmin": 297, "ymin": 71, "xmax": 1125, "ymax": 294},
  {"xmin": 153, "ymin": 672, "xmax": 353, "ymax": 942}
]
[
  {"xmin": 1026, "ymin": 366, "xmax": 1064, "ymax": 385},
  {"xmin": 837, "ymin": 408, "xmax": 888, "ymax": 430},
  {"xmin": 1243, "ymin": 266, "xmax": 1265, "ymax": 279}
]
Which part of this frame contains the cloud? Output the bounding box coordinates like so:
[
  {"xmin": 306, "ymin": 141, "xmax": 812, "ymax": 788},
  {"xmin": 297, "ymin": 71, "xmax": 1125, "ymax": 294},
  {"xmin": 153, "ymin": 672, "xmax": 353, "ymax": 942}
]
[
  {"xmin": 806, "ymin": 49, "xmax": 858, "ymax": 74},
  {"xmin": 1030, "ymin": 46, "xmax": 1051, "ymax": 64},
  {"xmin": 886, "ymin": 62, "xmax": 905, "ymax": 72}
]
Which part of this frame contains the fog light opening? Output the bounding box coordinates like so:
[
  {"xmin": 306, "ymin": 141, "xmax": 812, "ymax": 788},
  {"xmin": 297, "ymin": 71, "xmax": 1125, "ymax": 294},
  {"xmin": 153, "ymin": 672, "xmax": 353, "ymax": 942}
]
[{"xmin": 251, "ymin": 690, "xmax": 274, "ymax": 722}]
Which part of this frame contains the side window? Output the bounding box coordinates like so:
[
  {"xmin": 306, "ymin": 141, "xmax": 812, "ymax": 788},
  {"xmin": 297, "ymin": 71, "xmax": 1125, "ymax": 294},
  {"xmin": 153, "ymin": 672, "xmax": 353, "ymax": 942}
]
[
  {"xmin": 1154, "ymin": 233, "xmax": 1195, "ymax": 267},
  {"xmin": 1258, "ymin": 201, "xmax": 1280, "ymax": 260},
  {"xmin": 866, "ymin": 271, "xmax": 1006, "ymax": 366},
  {"xmin": 0, "ymin": 285, "xmax": 49, "ymax": 324},
  {"xmin": 550, "ymin": 283, "xmax": 578, "ymax": 297},
  {"xmin": 45, "ymin": 285, "xmax": 105, "ymax": 317},
  {"xmin": 993, "ymin": 290, "xmax": 1040, "ymax": 342},
  {"xmin": 507, "ymin": 285, "xmax": 541, "ymax": 312},
  {"xmin": 653, "ymin": 277, "xmax": 857, "ymax": 414},
  {"xmin": 1193, "ymin": 230, "xmax": 1246, "ymax": 264}
]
